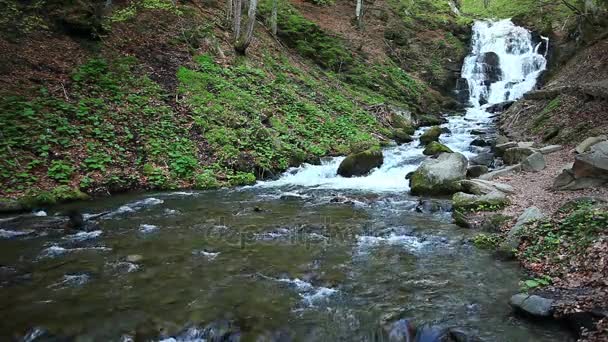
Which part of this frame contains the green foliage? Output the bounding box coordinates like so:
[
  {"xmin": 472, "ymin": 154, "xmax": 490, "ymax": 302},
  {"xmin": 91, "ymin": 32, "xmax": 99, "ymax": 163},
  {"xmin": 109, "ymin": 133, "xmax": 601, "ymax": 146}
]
[
  {"xmin": 305, "ymin": 0, "xmax": 334, "ymax": 5},
  {"xmin": 194, "ymin": 171, "xmax": 221, "ymax": 189},
  {"xmin": 47, "ymin": 160, "xmax": 74, "ymax": 183},
  {"xmin": 20, "ymin": 185, "xmax": 89, "ymax": 207},
  {"xmin": 109, "ymin": 0, "xmax": 182, "ymax": 23},
  {"xmin": 519, "ymin": 275, "xmax": 552, "ymax": 292},
  {"xmin": 258, "ymin": 1, "xmax": 352, "ymax": 71},
  {"xmin": 228, "ymin": 172, "xmax": 257, "ymax": 186},
  {"xmin": 472, "ymin": 233, "xmax": 501, "ymax": 249},
  {"xmin": 519, "ymin": 202, "xmax": 608, "ymax": 268}
]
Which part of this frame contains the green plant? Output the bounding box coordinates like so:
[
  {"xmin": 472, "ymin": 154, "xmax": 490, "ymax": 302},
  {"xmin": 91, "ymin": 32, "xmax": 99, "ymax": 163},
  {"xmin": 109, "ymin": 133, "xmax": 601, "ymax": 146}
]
[
  {"xmin": 472, "ymin": 233, "xmax": 501, "ymax": 249},
  {"xmin": 194, "ymin": 171, "xmax": 221, "ymax": 189},
  {"xmin": 519, "ymin": 275, "xmax": 552, "ymax": 292},
  {"xmin": 47, "ymin": 160, "xmax": 74, "ymax": 183},
  {"xmin": 228, "ymin": 172, "xmax": 257, "ymax": 186}
]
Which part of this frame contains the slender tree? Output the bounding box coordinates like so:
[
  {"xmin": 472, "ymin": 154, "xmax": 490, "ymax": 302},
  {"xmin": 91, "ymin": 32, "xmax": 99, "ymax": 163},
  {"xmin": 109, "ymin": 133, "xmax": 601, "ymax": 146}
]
[
  {"xmin": 226, "ymin": 0, "xmax": 233, "ymax": 24},
  {"xmin": 271, "ymin": 0, "xmax": 278, "ymax": 36},
  {"xmin": 234, "ymin": 0, "xmax": 258, "ymax": 54},
  {"xmin": 355, "ymin": 0, "xmax": 363, "ymax": 28},
  {"xmin": 233, "ymin": 0, "xmax": 242, "ymax": 40}
]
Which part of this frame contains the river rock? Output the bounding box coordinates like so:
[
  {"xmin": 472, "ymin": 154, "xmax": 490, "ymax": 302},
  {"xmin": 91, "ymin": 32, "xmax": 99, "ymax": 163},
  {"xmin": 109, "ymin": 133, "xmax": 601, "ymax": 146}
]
[
  {"xmin": 470, "ymin": 129, "xmax": 487, "ymax": 136},
  {"xmin": 481, "ymin": 51, "xmax": 502, "ymax": 84},
  {"xmin": 575, "ymin": 135, "xmax": 607, "ymax": 154},
  {"xmin": 486, "ymin": 100, "xmax": 514, "ymax": 113},
  {"xmin": 416, "ymin": 115, "xmax": 447, "ymax": 127},
  {"xmin": 470, "ymin": 138, "xmax": 490, "ymax": 147},
  {"xmin": 337, "ymin": 149, "xmax": 384, "ymax": 178},
  {"xmin": 495, "ymin": 142, "xmax": 517, "ymax": 157},
  {"xmin": 459, "ymin": 179, "xmax": 515, "ymax": 195},
  {"xmin": 415, "ymin": 199, "xmax": 453, "ymax": 213},
  {"xmin": 539, "ymin": 145, "xmax": 562, "ymax": 154},
  {"xmin": 467, "ymin": 165, "xmax": 488, "ymax": 178},
  {"xmin": 386, "ymin": 319, "xmax": 416, "ymax": 342},
  {"xmin": 479, "ymin": 164, "xmax": 522, "ymax": 181},
  {"xmin": 0, "ymin": 198, "xmax": 25, "ymax": 214},
  {"xmin": 423, "ymin": 141, "xmax": 452, "ymax": 155},
  {"xmin": 521, "ymin": 152, "xmax": 546, "ymax": 172},
  {"xmin": 419, "ymin": 126, "xmax": 442, "ymax": 145},
  {"xmin": 495, "ymin": 135, "xmax": 510, "ymax": 145},
  {"xmin": 390, "ymin": 106, "xmax": 414, "ymax": 129},
  {"xmin": 497, "ymin": 207, "xmax": 545, "ymax": 258},
  {"xmin": 452, "ymin": 191, "xmax": 509, "ymax": 211},
  {"xmin": 503, "ymin": 147, "xmax": 536, "ymax": 165},
  {"xmin": 409, "ymin": 152, "xmax": 468, "ymax": 196},
  {"xmin": 509, "ymin": 293, "xmax": 554, "ymax": 318},
  {"xmin": 392, "ymin": 129, "xmax": 414, "ymax": 144},
  {"xmin": 470, "ymin": 152, "xmax": 495, "ymax": 167}
]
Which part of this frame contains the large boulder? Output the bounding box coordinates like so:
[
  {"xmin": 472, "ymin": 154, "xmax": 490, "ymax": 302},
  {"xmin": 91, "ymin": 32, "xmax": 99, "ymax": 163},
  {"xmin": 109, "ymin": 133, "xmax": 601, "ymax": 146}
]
[
  {"xmin": 409, "ymin": 153, "xmax": 468, "ymax": 196},
  {"xmin": 419, "ymin": 126, "xmax": 442, "ymax": 145},
  {"xmin": 0, "ymin": 198, "xmax": 25, "ymax": 214},
  {"xmin": 521, "ymin": 152, "xmax": 546, "ymax": 172},
  {"xmin": 509, "ymin": 294, "xmax": 554, "ymax": 318},
  {"xmin": 486, "ymin": 100, "xmax": 514, "ymax": 113},
  {"xmin": 481, "ymin": 52, "xmax": 502, "ymax": 84},
  {"xmin": 470, "ymin": 152, "xmax": 495, "ymax": 167},
  {"xmin": 392, "ymin": 129, "xmax": 414, "ymax": 144},
  {"xmin": 467, "ymin": 165, "xmax": 488, "ymax": 178},
  {"xmin": 575, "ymin": 135, "xmax": 607, "ymax": 154},
  {"xmin": 503, "ymin": 147, "xmax": 536, "ymax": 165},
  {"xmin": 459, "ymin": 179, "xmax": 515, "ymax": 196},
  {"xmin": 390, "ymin": 107, "xmax": 415, "ymax": 132},
  {"xmin": 554, "ymin": 142, "xmax": 608, "ymax": 190},
  {"xmin": 479, "ymin": 164, "xmax": 522, "ymax": 181},
  {"xmin": 452, "ymin": 191, "xmax": 509, "ymax": 212},
  {"xmin": 494, "ymin": 142, "xmax": 517, "ymax": 157},
  {"xmin": 337, "ymin": 149, "xmax": 384, "ymax": 178},
  {"xmin": 423, "ymin": 141, "xmax": 452, "ymax": 155}
]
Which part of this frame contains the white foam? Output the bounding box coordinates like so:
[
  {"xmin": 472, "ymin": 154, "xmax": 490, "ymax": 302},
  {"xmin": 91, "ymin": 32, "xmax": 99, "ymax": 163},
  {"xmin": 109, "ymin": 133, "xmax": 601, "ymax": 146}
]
[
  {"xmin": 356, "ymin": 234, "xmax": 427, "ymax": 253},
  {"xmin": 33, "ymin": 210, "xmax": 47, "ymax": 217},
  {"xmin": 51, "ymin": 274, "xmax": 90, "ymax": 288},
  {"xmin": 110, "ymin": 198, "xmax": 164, "ymax": 216},
  {"xmin": 39, "ymin": 245, "xmax": 112, "ymax": 259},
  {"xmin": 63, "ymin": 230, "xmax": 102, "ymax": 242},
  {"xmin": 0, "ymin": 229, "xmax": 34, "ymax": 238},
  {"xmin": 192, "ymin": 250, "xmax": 220, "ymax": 260},
  {"xmin": 275, "ymin": 277, "xmax": 338, "ymax": 306},
  {"xmin": 139, "ymin": 224, "xmax": 159, "ymax": 233}
]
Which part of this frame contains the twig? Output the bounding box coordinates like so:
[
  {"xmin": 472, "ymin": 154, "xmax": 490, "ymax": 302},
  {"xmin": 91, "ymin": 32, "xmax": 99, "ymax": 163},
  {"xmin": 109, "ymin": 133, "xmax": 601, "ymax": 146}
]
[{"xmin": 60, "ymin": 83, "xmax": 70, "ymax": 101}]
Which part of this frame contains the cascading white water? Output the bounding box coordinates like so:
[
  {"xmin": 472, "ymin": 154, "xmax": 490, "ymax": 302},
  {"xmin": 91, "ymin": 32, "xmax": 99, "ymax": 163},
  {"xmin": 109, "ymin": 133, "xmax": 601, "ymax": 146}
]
[{"xmin": 257, "ymin": 19, "xmax": 547, "ymax": 192}]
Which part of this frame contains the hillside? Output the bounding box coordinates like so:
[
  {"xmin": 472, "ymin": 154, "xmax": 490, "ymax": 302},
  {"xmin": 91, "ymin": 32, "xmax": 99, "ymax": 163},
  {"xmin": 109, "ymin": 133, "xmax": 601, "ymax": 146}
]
[{"xmin": 0, "ymin": 0, "xmax": 474, "ymax": 208}]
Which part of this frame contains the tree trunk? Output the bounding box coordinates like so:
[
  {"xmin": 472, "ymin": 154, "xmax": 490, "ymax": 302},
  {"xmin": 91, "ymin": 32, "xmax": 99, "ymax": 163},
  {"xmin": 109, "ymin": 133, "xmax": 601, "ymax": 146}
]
[
  {"xmin": 355, "ymin": 0, "xmax": 363, "ymax": 28},
  {"xmin": 233, "ymin": 0, "xmax": 242, "ymax": 40},
  {"xmin": 235, "ymin": 0, "xmax": 257, "ymax": 54},
  {"xmin": 271, "ymin": 0, "xmax": 278, "ymax": 36},
  {"xmin": 226, "ymin": 0, "xmax": 233, "ymax": 24}
]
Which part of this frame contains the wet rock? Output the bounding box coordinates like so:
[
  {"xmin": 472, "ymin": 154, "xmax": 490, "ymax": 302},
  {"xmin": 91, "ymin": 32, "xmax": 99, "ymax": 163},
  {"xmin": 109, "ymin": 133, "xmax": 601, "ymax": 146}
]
[
  {"xmin": 452, "ymin": 191, "xmax": 509, "ymax": 212},
  {"xmin": 495, "ymin": 135, "xmax": 510, "ymax": 145},
  {"xmin": 455, "ymin": 77, "xmax": 470, "ymax": 104},
  {"xmin": 466, "ymin": 165, "xmax": 488, "ymax": 178},
  {"xmin": 392, "ymin": 129, "xmax": 414, "ymax": 144},
  {"xmin": 419, "ymin": 126, "xmax": 443, "ymax": 145},
  {"xmin": 521, "ymin": 152, "xmax": 546, "ymax": 172},
  {"xmin": 416, "ymin": 115, "xmax": 447, "ymax": 127},
  {"xmin": 470, "ymin": 138, "xmax": 490, "ymax": 147},
  {"xmin": 479, "ymin": 213, "xmax": 512, "ymax": 232},
  {"xmin": 485, "ymin": 100, "xmax": 514, "ymax": 113},
  {"xmin": 575, "ymin": 135, "xmax": 607, "ymax": 154},
  {"xmin": 386, "ymin": 319, "xmax": 416, "ymax": 342},
  {"xmin": 470, "ymin": 129, "xmax": 487, "ymax": 136},
  {"xmin": 423, "ymin": 141, "xmax": 453, "ymax": 156},
  {"xmin": 409, "ymin": 153, "xmax": 468, "ymax": 196},
  {"xmin": 479, "ymin": 164, "xmax": 522, "ymax": 181},
  {"xmin": 469, "ymin": 152, "xmax": 495, "ymax": 167},
  {"xmin": 390, "ymin": 107, "xmax": 414, "ymax": 130},
  {"xmin": 337, "ymin": 149, "xmax": 384, "ymax": 178},
  {"xmin": 542, "ymin": 127, "xmax": 560, "ymax": 142},
  {"xmin": 503, "ymin": 147, "xmax": 536, "ymax": 165},
  {"xmin": 481, "ymin": 52, "xmax": 502, "ymax": 84},
  {"xmin": 0, "ymin": 198, "xmax": 24, "ymax": 214},
  {"xmin": 453, "ymin": 210, "xmax": 472, "ymax": 228},
  {"xmin": 539, "ymin": 145, "xmax": 562, "ymax": 154},
  {"xmin": 441, "ymin": 127, "xmax": 452, "ymax": 134},
  {"xmin": 415, "ymin": 199, "xmax": 452, "ymax": 214},
  {"xmin": 509, "ymin": 293, "xmax": 554, "ymax": 318}
]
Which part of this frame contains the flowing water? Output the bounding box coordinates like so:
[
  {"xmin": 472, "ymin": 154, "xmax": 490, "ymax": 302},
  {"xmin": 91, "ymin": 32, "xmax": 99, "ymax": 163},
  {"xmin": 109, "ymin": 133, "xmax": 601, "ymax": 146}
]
[{"xmin": 0, "ymin": 20, "xmax": 570, "ymax": 341}]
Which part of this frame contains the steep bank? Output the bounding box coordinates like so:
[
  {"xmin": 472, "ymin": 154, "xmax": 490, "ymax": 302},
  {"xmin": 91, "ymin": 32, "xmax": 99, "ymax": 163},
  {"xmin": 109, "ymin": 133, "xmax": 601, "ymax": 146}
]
[{"xmin": 0, "ymin": 0, "xmax": 471, "ymax": 209}]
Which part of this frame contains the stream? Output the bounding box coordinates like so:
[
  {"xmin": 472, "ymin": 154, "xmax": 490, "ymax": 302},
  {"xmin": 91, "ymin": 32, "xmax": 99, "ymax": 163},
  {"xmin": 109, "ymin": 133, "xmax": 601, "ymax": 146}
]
[{"xmin": 0, "ymin": 20, "xmax": 571, "ymax": 341}]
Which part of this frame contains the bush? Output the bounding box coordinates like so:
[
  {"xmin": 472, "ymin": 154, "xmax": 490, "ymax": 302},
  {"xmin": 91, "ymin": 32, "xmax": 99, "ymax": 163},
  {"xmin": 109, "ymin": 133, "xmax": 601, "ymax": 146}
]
[
  {"xmin": 194, "ymin": 171, "xmax": 221, "ymax": 189},
  {"xmin": 47, "ymin": 160, "xmax": 74, "ymax": 183}
]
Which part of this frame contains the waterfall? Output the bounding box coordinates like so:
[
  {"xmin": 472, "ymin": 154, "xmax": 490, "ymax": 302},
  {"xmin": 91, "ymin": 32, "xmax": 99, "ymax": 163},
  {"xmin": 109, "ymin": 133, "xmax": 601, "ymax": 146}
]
[
  {"xmin": 462, "ymin": 19, "xmax": 548, "ymax": 107},
  {"xmin": 257, "ymin": 19, "xmax": 548, "ymax": 192}
]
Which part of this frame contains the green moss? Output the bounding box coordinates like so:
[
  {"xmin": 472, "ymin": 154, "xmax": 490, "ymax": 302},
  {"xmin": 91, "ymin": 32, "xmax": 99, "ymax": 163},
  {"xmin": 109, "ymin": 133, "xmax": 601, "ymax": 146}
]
[
  {"xmin": 423, "ymin": 141, "xmax": 452, "ymax": 155},
  {"xmin": 20, "ymin": 186, "xmax": 89, "ymax": 207},
  {"xmin": 419, "ymin": 126, "xmax": 442, "ymax": 145}
]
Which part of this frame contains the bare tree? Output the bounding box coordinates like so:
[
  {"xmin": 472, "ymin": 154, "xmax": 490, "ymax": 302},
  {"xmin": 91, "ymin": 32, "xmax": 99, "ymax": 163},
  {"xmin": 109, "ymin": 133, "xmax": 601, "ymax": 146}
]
[
  {"xmin": 233, "ymin": 0, "xmax": 258, "ymax": 54},
  {"xmin": 271, "ymin": 0, "xmax": 278, "ymax": 36},
  {"xmin": 233, "ymin": 0, "xmax": 242, "ymax": 39},
  {"xmin": 226, "ymin": 0, "xmax": 233, "ymax": 24}
]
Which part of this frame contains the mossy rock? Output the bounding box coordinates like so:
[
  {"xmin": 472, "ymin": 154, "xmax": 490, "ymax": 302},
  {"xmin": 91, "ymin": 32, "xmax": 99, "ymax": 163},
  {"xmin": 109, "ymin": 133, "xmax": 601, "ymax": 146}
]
[
  {"xmin": 20, "ymin": 186, "xmax": 90, "ymax": 207},
  {"xmin": 392, "ymin": 129, "xmax": 414, "ymax": 144},
  {"xmin": 337, "ymin": 148, "xmax": 384, "ymax": 178},
  {"xmin": 419, "ymin": 126, "xmax": 442, "ymax": 145},
  {"xmin": 423, "ymin": 141, "xmax": 452, "ymax": 155},
  {"xmin": 416, "ymin": 115, "xmax": 447, "ymax": 127},
  {"xmin": 452, "ymin": 191, "xmax": 509, "ymax": 212},
  {"xmin": 409, "ymin": 152, "xmax": 468, "ymax": 196},
  {"xmin": 0, "ymin": 198, "xmax": 25, "ymax": 213}
]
